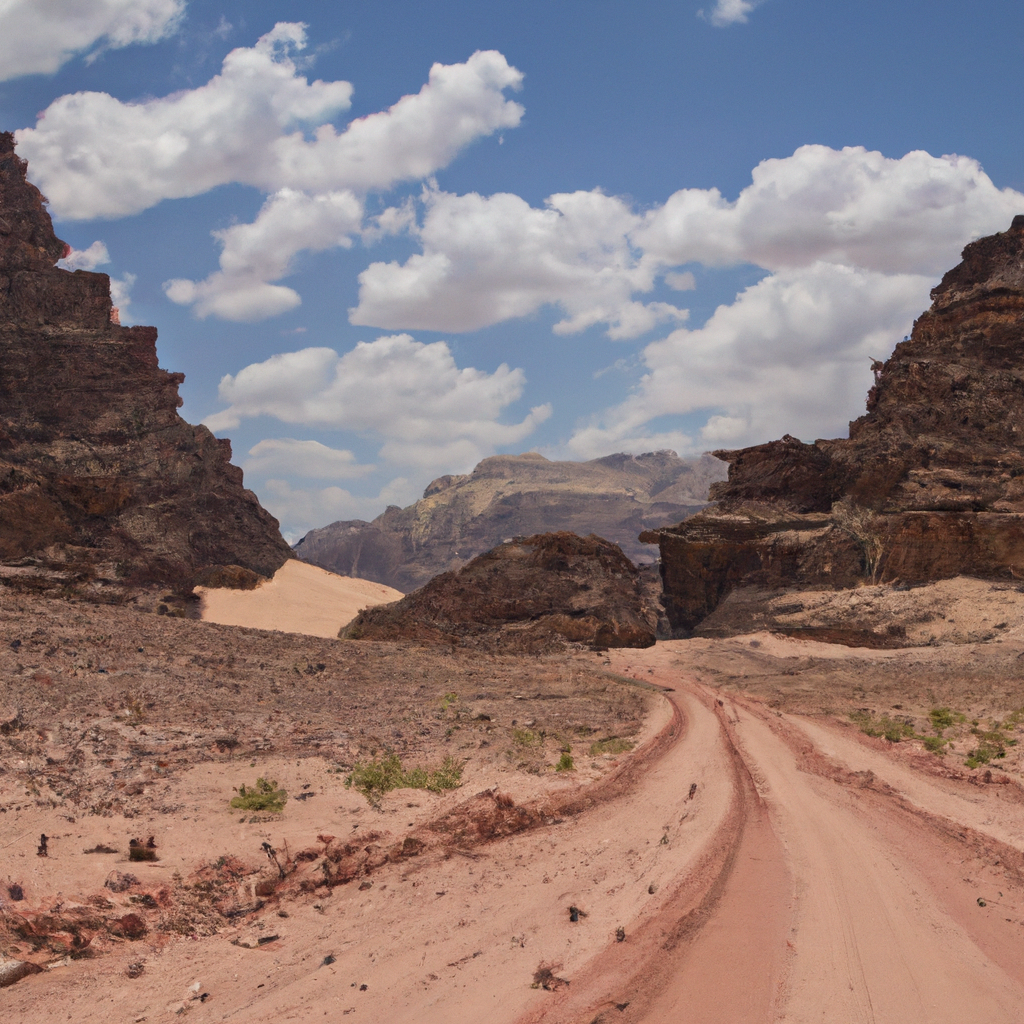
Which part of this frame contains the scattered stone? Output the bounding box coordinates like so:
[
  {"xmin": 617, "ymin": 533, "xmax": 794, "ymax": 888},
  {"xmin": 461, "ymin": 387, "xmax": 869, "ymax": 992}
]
[
  {"xmin": 36, "ymin": 833, "xmax": 47, "ymax": 857},
  {"xmin": 0, "ymin": 958, "xmax": 44, "ymax": 988},
  {"xmin": 615, "ymin": 926, "xmax": 626, "ymax": 942},
  {"xmin": 321, "ymin": 955, "xmax": 336, "ymax": 966},
  {"xmin": 688, "ymin": 782, "xmax": 697, "ymax": 800},
  {"xmin": 6, "ymin": 882, "xmax": 24, "ymax": 901},
  {"xmin": 126, "ymin": 962, "xmax": 145, "ymax": 979},
  {"xmin": 568, "ymin": 905, "xmax": 587, "ymax": 923},
  {"xmin": 105, "ymin": 872, "xmax": 140, "ymax": 893},
  {"xmin": 532, "ymin": 962, "xmax": 569, "ymax": 991},
  {"xmin": 84, "ymin": 844, "xmax": 118, "ymax": 854}
]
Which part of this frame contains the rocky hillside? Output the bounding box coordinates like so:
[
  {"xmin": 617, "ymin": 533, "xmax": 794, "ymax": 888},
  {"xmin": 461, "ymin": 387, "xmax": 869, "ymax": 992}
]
[
  {"xmin": 295, "ymin": 450, "xmax": 724, "ymax": 592},
  {"xmin": 343, "ymin": 531, "xmax": 657, "ymax": 650},
  {"xmin": 642, "ymin": 215, "xmax": 1024, "ymax": 636},
  {"xmin": 0, "ymin": 133, "xmax": 292, "ymax": 592}
]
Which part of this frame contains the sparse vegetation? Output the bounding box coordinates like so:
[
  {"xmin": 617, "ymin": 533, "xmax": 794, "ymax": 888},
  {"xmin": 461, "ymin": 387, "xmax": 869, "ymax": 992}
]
[
  {"xmin": 512, "ymin": 727, "xmax": 541, "ymax": 747},
  {"xmin": 589, "ymin": 737, "xmax": 634, "ymax": 757},
  {"xmin": 850, "ymin": 711, "xmax": 915, "ymax": 743},
  {"xmin": 230, "ymin": 777, "xmax": 288, "ymax": 814},
  {"xmin": 555, "ymin": 748, "xmax": 575, "ymax": 772},
  {"xmin": 345, "ymin": 752, "xmax": 463, "ymax": 806}
]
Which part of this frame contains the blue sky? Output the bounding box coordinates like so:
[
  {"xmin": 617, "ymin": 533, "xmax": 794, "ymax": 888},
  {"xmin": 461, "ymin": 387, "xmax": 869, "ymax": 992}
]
[{"xmin": 2, "ymin": 1, "xmax": 1023, "ymax": 539}]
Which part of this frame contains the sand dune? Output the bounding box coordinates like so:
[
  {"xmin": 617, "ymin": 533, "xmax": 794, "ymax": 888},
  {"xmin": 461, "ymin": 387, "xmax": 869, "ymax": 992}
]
[{"xmin": 196, "ymin": 558, "xmax": 402, "ymax": 638}]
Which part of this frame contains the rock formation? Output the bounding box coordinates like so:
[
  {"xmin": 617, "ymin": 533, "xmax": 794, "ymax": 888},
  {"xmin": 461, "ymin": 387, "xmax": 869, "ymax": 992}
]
[
  {"xmin": 642, "ymin": 215, "xmax": 1024, "ymax": 635},
  {"xmin": 295, "ymin": 450, "xmax": 725, "ymax": 592},
  {"xmin": 343, "ymin": 531, "xmax": 657, "ymax": 650},
  {"xmin": 0, "ymin": 133, "xmax": 292, "ymax": 590}
]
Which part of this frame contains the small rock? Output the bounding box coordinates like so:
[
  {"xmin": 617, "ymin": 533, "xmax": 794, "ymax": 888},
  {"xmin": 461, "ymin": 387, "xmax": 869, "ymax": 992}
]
[{"xmin": 0, "ymin": 958, "xmax": 44, "ymax": 988}]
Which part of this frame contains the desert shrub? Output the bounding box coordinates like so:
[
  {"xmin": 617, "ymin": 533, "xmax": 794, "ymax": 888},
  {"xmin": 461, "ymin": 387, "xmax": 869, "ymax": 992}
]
[
  {"xmin": 512, "ymin": 727, "xmax": 540, "ymax": 747},
  {"xmin": 929, "ymin": 707, "xmax": 955, "ymax": 733},
  {"xmin": 922, "ymin": 735, "xmax": 947, "ymax": 754},
  {"xmin": 230, "ymin": 777, "xmax": 287, "ymax": 814},
  {"xmin": 555, "ymin": 749, "xmax": 575, "ymax": 772},
  {"xmin": 589, "ymin": 737, "xmax": 634, "ymax": 757},
  {"xmin": 345, "ymin": 753, "xmax": 463, "ymax": 806},
  {"xmin": 850, "ymin": 712, "xmax": 915, "ymax": 743}
]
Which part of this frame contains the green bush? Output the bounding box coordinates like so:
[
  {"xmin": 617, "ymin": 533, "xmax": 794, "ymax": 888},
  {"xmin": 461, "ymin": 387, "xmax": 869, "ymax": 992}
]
[
  {"xmin": 555, "ymin": 749, "xmax": 575, "ymax": 772},
  {"xmin": 929, "ymin": 707, "xmax": 955, "ymax": 733},
  {"xmin": 230, "ymin": 777, "xmax": 287, "ymax": 814},
  {"xmin": 850, "ymin": 712, "xmax": 915, "ymax": 743},
  {"xmin": 512, "ymin": 727, "xmax": 541, "ymax": 747},
  {"xmin": 345, "ymin": 752, "xmax": 463, "ymax": 806},
  {"xmin": 922, "ymin": 735, "xmax": 946, "ymax": 754}
]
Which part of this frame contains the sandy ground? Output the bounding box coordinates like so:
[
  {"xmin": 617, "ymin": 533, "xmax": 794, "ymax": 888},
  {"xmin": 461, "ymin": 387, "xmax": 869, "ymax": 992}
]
[
  {"xmin": 6, "ymin": 582, "xmax": 1024, "ymax": 1020},
  {"xmin": 196, "ymin": 560, "xmax": 402, "ymax": 638}
]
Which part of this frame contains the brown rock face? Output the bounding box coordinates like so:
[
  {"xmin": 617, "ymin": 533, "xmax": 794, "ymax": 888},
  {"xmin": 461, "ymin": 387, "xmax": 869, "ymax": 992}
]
[
  {"xmin": 644, "ymin": 215, "xmax": 1024, "ymax": 634},
  {"xmin": 343, "ymin": 531, "xmax": 657, "ymax": 650},
  {"xmin": 0, "ymin": 133, "xmax": 292, "ymax": 588},
  {"xmin": 295, "ymin": 450, "xmax": 725, "ymax": 592}
]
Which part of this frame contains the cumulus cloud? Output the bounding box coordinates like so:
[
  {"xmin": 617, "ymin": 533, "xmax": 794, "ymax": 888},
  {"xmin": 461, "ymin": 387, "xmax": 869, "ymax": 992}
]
[
  {"xmin": 0, "ymin": 0, "xmax": 184, "ymax": 81},
  {"xmin": 57, "ymin": 240, "xmax": 110, "ymax": 271},
  {"xmin": 205, "ymin": 333, "xmax": 551, "ymax": 473},
  {"xmin": 567, "ymin": 262, "xmax": 932, "ymax": 458},
  {"xmin": 16, "ymin": 23, "xmax": 353, "ymax": 219},
  {"xmin": 17, "ymin": 26, "xmax": 523, "ymax": 321},
  {"xmin": 164, "ymin": 188, "xmax": 363, "ymax": 320},
  {"xmin": 242, "ymin": 438, "xmax": 374, "ymax": 480},
  {"xmin": 16, "ymin": 28, "xmax": 521, "ymax": 221},
  {"xmin": 701, "ymin": 0, "xmax": 762, "ymax": 27},
  {"xmin": 349, "ymin": 146, "xmax": 1024, "ymax": 341},
  {"xmin": 351, "ymin": 187, "xmax": 687, "ymax": 340},
  {"xmin": 634, "ymin": 146, "xmax": 1024, "ymax": 276}
]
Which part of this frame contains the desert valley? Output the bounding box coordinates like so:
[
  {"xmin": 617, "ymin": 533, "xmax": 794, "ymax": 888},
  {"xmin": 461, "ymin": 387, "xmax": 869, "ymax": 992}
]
[{"xmin": 5, "ymin": 103, "xmax": 1024, "ymax": 1024}]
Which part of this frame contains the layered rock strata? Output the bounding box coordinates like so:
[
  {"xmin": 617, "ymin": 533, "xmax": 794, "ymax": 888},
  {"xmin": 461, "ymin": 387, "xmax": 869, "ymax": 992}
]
[
  {"xmin": 343, "ymin": 531, "xmax": 658, "ymax": 650},
  {"xmin": 296, "ymin": 450, "xmax": 724, "ymax": 592},
  {"xmin": 643, "ymin": 215, "xmax": 1024, "ymax": 634},
  {"xmin": 0, "ymin": 133, "xmax": 291, "ymax": 589}
]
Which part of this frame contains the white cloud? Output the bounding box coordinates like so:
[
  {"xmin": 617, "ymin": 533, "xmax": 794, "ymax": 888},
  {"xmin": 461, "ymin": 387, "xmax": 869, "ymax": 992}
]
[
  {"xmin": 205, "ymin": 333, "xmax": 551, "ymax": 473},
  {"xmin": 243, "ymin": 438, "xmax": 374, "ymax": 480},
  {"xmin": 567, "ymin": 262, "xmax": 932, "ymax": 459},
  {"xmin": 164, "ymin": 188, "xmax": 363, "ymax": 320},
  {"xmin": 635, "ymin": 145, "xmax": 1024, "ymax": 276},
  {"xmin": 16, "ymin": 23, "xmax": 354, "ymax": 219},
  {"xmin": 20, "ymin": 27, "xmax": 523, "ymax": 321},
  {"xmin": 0, "ymin": 0, "xmax": 184, "ymax": 81},
  {"xmin": 349, "ymin": 146, "xmax": 1024, "ymax": 341},
  {"xmin": 701, "ymin": 0, "xmax": 761, "ymax": 27},
  {"xmin": 57, "ymin": 240, "xmax": 109, "ymax": 270},
  {"xmin": 351, "ymin": 187, "xmax": 687, "ymax": 340},
  {"xmin": 16, "ymin": 30, "xmax": 521, "ymax": 220}
]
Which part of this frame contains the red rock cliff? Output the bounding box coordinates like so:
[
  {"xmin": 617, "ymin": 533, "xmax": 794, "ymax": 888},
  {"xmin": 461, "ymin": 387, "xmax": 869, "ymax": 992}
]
[
  {"xmin": 0, "ymin": 132, "xmax": 292, "ymax": 588},
  {"xmin": 643, "ymin": 215, "xmax": 1024, "ymax": 633}
]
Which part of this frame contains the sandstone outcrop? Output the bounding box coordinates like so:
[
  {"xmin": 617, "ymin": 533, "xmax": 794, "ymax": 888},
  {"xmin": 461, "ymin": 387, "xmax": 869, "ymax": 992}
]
[
  {"xmin": 642, "ymin": 215, "xmax": 1024, "ymax": 635},
  {"xmin": 343, "ymin": 531, "xmax": 658, "ymax": 650},
  {"xmin": 0, "ymin": 133, "xmax": 292, "ymax": 590},
  {"xmin": 295, "ymin": 450, "xmax": 724, "ymax": 592}
]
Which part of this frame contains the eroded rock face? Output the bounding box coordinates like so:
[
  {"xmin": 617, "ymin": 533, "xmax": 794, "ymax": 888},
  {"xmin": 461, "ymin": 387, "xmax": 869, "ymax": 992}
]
[
  {"xmin": 644, "ymin": 215, "xmax": 1024, "ymax": 635},
  {"xmin": 295, "ymin": 450, "xmax": 725, "ymax": 592},
  {"xmin": 343, "ymin": 531, "xmax": 657, "ymax": 650},
  {"xmin": 0, "ymin": 133, "xmax": 291, "ymax": 588}
]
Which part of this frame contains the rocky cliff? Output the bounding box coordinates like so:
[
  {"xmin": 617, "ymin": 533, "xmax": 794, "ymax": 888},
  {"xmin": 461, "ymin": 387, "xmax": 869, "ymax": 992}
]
[
  {"xmin": 295, "ymin": 450, "xmax": 725, "ymax": 592},
  {"xmin": 343, "ymin": 531, "xmax": 657, "ymax": 650},
  {"xmin": 0, "ymin": 133, "xmax": 292, "ymax": 591},
  {"xmin": 642, "ymin": 215, "xmax": 1024, "ymax": 635}
]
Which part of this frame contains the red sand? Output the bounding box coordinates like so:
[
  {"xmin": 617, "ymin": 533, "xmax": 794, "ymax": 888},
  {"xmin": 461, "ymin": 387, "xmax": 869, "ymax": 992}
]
[{"xmin": 5, "ymin": 641, "xmax": 1024, "ymax": 1022}]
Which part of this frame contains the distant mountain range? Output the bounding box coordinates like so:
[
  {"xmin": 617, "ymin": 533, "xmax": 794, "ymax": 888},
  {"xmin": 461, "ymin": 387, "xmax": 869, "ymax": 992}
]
[{"xmin": 294, "ymin": 450, "xmax": 726, "ymax": 592}]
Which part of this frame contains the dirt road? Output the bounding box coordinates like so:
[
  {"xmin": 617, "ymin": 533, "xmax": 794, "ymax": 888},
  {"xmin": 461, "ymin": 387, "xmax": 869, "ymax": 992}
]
[{"xmin": 6, "ymin": 639, "xmax": 1024, "ymax": 1022}]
